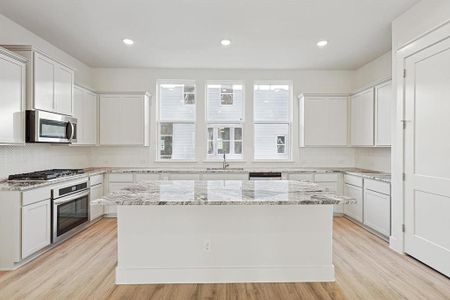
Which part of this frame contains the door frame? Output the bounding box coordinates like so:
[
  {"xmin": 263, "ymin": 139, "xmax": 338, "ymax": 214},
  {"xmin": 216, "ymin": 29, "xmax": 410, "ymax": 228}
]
[{"xmin": 392, "ymin": 20, "xmax": 450, "ymax": 253}]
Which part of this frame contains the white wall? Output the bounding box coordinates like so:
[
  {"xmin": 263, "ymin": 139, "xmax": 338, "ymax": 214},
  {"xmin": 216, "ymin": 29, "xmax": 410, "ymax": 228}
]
[
  {"xmin": 0, "ymin": 14, "xmax": 93, "ymax": 88},
  {"xmin": 352, "ymin": 51, "xmax": 392, "ymax": 172},
  {"xmin": 352, "ymin": 51, "xmax": 392, "ymax": 91},
  {"xmin": 0, "ymin": 14, "xmax": 93, "ymax": 180},
  {"xmin": 390, "ymin": 0, "xmax": 450, "ymax": 252},
  {"xmin": 91, "ymin": 68, "xmax": 356, "ymax": 168}
]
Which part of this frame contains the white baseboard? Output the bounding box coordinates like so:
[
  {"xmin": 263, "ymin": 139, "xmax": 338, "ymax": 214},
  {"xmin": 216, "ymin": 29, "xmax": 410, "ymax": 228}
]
[
  {"xmin": 116, "ymin": 265, "xmax": 335, "ymax": 284},
  {"xmin": 389, "ymin": 235, "xmax": 404, "ymax": 254}
]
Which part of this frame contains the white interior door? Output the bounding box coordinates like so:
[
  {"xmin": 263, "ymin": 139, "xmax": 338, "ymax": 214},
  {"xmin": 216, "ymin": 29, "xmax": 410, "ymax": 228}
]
[{"xmin": 404, "ymin": 36, "xmax": 450, "ymax": 277}]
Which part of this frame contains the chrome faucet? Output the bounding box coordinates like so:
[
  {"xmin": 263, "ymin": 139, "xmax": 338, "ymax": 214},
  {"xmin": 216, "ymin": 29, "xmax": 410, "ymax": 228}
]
[{"xmin": 222, "ymin": 153, "xmax": 230, "ymax": 170}]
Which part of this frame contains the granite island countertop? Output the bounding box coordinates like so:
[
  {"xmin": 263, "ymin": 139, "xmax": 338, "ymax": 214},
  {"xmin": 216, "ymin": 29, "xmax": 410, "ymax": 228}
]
[{"xmin": 95, "ymin": 180, "xmax": 355, "ymax": 206}]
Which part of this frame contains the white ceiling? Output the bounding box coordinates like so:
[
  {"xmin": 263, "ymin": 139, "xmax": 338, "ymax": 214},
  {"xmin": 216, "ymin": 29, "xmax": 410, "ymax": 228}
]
[{"xmin": 0, "ymin": 0, "xmax": 419, "ymax": 70}]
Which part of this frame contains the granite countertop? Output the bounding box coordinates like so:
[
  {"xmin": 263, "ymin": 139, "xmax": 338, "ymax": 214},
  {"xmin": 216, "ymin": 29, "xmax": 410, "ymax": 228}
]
[
  {"xmin": 342, "ymin": 170, "xmax": 391, "ymax": 183},
  {"xmin": 0, "ymin": 168, "xmax": 108, "ymax": 192},
  {"xmin": 0, "ymin": 167, "xmax": 390, "ymax": 192},
  {"xmin": 94, "ymin": 180, "xmax": 355, "ymax": 206}
]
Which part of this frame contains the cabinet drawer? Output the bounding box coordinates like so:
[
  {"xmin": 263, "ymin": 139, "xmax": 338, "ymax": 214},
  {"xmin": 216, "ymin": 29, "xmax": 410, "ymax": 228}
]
[
  {"xmin": 202, "ymin": 173, "xmax": 249, "ymax": 180},
  {"xmin": 315, "ymin": 173, "xmax": 338, "ymax": 182},
  {"xmin": 317, "ymin": 182, "xmax": 338, "ymax": 193},
  {"xmin": 22, "ymin": 186, "xmax": 51, "ymax": 206},
  {"xmin": 109, "ymin": 182, "xmax": 132, "ymax": 192},
  {"xmin": 90, "ymin": 174, "xmax": 104, "ymax": 186},
  {"xmin": 364, "ymin": 179, "xmax": 390, "ymax": 195},
  {"xmin": 288, "ymin": 173, "xmax": 314, "ymax": 181},
  {"xmin": 109, "ymin": 173, "xmax": 133, "ymax": 182},
  {"xmin": 344, "ymin": 174, "xmax": 363, "ymax": 187},
  {"xmin": 135, "ymin": 173, "xmax": 160, "ymax": 182}
]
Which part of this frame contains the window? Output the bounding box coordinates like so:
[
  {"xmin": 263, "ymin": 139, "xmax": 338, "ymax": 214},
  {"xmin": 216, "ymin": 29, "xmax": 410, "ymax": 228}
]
[
  {"xmin": 207, "ymin": 126, "xmax": 243, "ymax": 159},
  {"xmin": 158, "ymin": 82, "xmax": 196, "ymax": 160},
  {"xmin": 207, "ymin": 82, "xmax": 244, "ymax": 159},
  {"xmin": 254, "ymin": 83, "xmax": 291, "ymax": 160}
]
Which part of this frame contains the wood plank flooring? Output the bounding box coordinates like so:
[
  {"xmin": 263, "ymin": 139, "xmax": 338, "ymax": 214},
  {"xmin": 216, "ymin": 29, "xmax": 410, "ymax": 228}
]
[{"xmin": 0, "ymin": 217, "xmax": 449, "ymax": 300}]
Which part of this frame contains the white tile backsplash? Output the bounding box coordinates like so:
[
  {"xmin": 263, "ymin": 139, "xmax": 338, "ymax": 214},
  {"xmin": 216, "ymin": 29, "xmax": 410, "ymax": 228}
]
[{"xmin": 0, "ymin": 144, "xmax": 91, "ymax": 180}]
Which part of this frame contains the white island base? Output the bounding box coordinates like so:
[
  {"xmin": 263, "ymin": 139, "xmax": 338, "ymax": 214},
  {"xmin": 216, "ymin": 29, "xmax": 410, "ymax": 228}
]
[{"xmin": 116, "ymin": 205, "xmax": 335, "ymax": 284}]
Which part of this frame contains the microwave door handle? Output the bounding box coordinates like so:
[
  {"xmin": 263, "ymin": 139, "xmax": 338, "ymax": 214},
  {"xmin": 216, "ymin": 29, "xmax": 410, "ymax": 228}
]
[{"xmin": 66, "ymin": 121, "xmax": 74, "ymax": 142}]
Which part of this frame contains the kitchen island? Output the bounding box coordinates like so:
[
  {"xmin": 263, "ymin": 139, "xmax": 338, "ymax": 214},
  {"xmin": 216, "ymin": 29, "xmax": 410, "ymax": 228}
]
[{"xmin": 98, "ymin": 180, "xmax": 353, "ymax": 284}]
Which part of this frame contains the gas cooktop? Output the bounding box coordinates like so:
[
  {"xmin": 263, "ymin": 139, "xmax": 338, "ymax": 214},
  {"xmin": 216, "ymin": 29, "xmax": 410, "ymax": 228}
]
[{"xmin": 8, "ymin": 169, "xmax": 85, "ymax": 181}]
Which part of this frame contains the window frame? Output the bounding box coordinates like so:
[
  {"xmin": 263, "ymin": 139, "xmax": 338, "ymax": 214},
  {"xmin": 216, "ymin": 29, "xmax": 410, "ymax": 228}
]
[
  {"xmin": 205, "ymin": 80, "xmax": 245, "ymax": 161},
  {"xmin": 156, "ymin": 80, "xmax": 197, "ymax": 161},
  {"xmin": 206, "ymin": 125, "xmax": 244, "ymax": 160},
  {"xmin": 252, "ymin": 81, "xmax": 293, "ymax": 161}
]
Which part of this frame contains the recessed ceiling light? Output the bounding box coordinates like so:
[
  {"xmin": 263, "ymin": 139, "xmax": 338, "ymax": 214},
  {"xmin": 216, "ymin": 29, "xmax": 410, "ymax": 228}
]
[
  {"xmin": 316, "ymin": 40, "xmax": 328, "ymax": 48},
  {"xmin": 220, "ymin": 39, "xmax": 231, "ymax": 47},
  {"xmin": 122, "ymin": 38, "xmax": 134, "ymax": 46}
]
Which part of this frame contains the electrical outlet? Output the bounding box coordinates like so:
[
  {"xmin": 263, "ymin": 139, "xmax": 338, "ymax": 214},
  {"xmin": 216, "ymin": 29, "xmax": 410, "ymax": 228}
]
[{"xmin": 204, "ymin": 240, "xmax": 211, "ymax": 252}]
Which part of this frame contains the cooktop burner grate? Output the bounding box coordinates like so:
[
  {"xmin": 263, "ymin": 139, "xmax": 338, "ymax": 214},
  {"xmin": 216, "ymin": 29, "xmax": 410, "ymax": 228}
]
[{"xmin": 8, "ymin": 169, "xmax": 85, "ymax": 181}]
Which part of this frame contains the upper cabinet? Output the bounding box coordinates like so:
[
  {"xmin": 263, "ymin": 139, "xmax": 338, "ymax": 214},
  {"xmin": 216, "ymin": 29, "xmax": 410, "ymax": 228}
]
[
  {"xmin": 0, "ymin": 47, "xmax": 27, "ymax": 144},
  {"xmin": 3, "ymin": 46, "xmax": 75, "ymax": 116},
  {"xmin": 350, "ymin": 88, "xmax": 375, "ymax": 146},
  {"xmin": 73, "ymin": 86, "xmax": 98, "ymax": 145},
  {"xmin": 99, "ymin": 93, "xmax": 150, "ymax": 146},
  {"xmin": 350, "ymin": 80, "xmax": 392, "ymax": 147},
  {"xmin": 374, "ymin": 81, "xmax": 392, "ymax": 146},
  {"xmin": 299, "ymin": 94, "xmax": 348, "ymax": 147}
]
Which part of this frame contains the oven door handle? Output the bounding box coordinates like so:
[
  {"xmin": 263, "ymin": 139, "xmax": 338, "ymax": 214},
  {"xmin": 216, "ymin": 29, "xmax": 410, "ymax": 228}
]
[{"xmin": 53, "ymin": 190, "xmax": 89, "ymax": 206}]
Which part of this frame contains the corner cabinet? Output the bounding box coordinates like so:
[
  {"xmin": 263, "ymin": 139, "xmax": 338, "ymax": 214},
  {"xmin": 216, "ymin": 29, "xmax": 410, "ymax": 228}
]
[
  {"xmin": 3, "ymin": 45, "xmax": 74, "ymax": 116},
  {"xmin": 0, "ymin": 47, "xmax": 26, "ymax": 144},
  {"xmin": 350, "ymin": 88, "xmax": 374, "ymax": 146},
  {"xmin": 73, "ymin": 86, "xmax": 98, "ymax": 145},
  {"xmin": 99, "ymin": 93, "xmax": 150, "ymax": 146},
  {"xmin": 299, "ymin": 94, "xmax": 348, "ymax": 147},
  {"xmin": 350, "ymin": 80, "xmax": 392, "ymax": 147}
]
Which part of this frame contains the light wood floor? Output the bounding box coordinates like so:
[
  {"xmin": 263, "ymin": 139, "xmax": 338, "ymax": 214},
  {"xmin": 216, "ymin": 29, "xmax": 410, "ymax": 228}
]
[{"xmin": 0, "ymin": 218, "xmax": 449, "ymax": 300}]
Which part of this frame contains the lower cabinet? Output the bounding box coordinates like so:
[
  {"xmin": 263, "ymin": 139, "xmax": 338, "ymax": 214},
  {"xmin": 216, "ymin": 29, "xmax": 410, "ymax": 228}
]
[
  {"xmin": 90, "ymin": 184, "xmax": 104, "ymax": 221},
  {"xmin": 201, "ymin": 173, "xmax": 248, "ymax": 180},
  {"xmin": 343, "ymin": 183, "xmax": 363, "ymax": 223},
  {"xmin": 364, "ymin": 190, "xmax": 390, "ymax": 237},
  {"xmin": 21, "ymin": 199, "xmax": 51, "ymax": 258},
  {"xmin": 363, "ymin": 179, "xmax": 391, "ymax": 238}
]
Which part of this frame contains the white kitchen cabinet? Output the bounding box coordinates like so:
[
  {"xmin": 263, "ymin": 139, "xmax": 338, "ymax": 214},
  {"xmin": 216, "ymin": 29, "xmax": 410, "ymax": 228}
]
[
  {"xmin": 90, "ymin": 183, "xmax": 104, "ymax": 221},
  {"xmin": 163, "ymin": 173, "xmax": 201, "ymax": 180},
  {"xmin": 135, "ymin": 174, "xmax": 161, "ymax": 181},
  {"xmin": 0, "ymin": 47, "xmax": 26, "ymax": 144},
  {"xmin": 364, "ymin": 190, "xmax": 390, "ymax": 237},
  {"xmin": 288, "ymin": 173, "xmax": 314, "ymax": 181},
  {"xmin": 54, "ymin": 63, "xmax": 74, "ymax": 115},
  {"xmin": 21, "ymin": 199, "xmax": 51, "ymax": 258},
  {"xmin": 343, "ymin": 183, "xmax": 363, "ymax": 223},
  {"xmin": 99, "ymin": 93, "xmax": 150, "ymax": 146},
  {"xmin": 201, "ymin": 173, "xmax": 248, "ymax": 180},
  {"xmin": 2, "ymin": 46, "xmax": 74, "ymax": 115},
  {"xmin": 363, "ymin": 179, "xmax": 391, "ymax": 238},
  {"xmin": 34, "ymin": 52, "xmax": 54, "ymax": 112},
  {"xmin": 299, "ymin": 95, "xmax": 348, "ymax": 147},
  {"xmin": 350, "ymin": 88, "xmax": 374, "ymax": 146},
  {"xmin": 375, "ymin": 81, "xmax": 392, "ymax": 146},
  {"xmin": 73, "ymin": 86, "xmax": 97, "ymax": 145}
]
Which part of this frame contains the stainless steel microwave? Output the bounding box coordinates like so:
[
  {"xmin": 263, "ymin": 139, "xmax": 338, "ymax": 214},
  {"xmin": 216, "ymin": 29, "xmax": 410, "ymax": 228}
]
[{"xmin": 26, "ymin": 110, "xmax": 77, "ymax": 143}]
